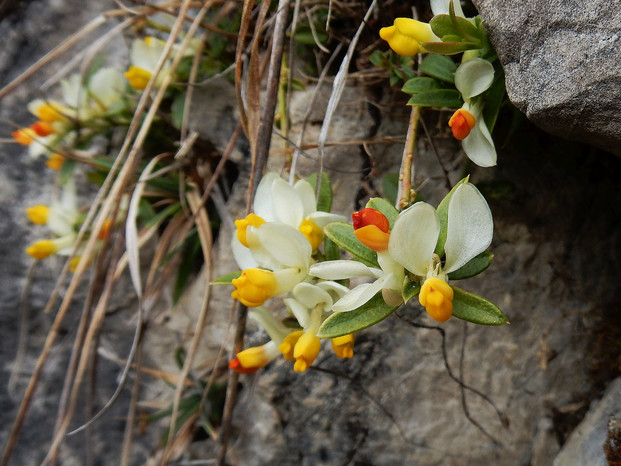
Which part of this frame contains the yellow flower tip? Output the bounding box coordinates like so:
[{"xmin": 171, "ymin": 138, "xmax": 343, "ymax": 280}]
[
  {"xmin": 46, "ymin": 154, "xmax": 65, "ymax": 171},
  {"xmin": 26, "ymin": 205, "xmax": 50, "ymax": 225},
  {"xmin": 230, "ymin": 345, "xmax": 272, "ymax": 374},
  {"xmin": 449, "ymin": 109, "xmax": 477, "ymax": 140},
  {"xmin": 380, "ymin": 18, "xmax": 434, "ymax": 56},
  {"xmin": 12, "ymin": 127, "xmax": 36, "ymax": 146},
  {"xmin": 279, "ymin": 330, "xmax": 303, "ymax": 361},
  {"xmin": 299, "ymin": 219, "xmax": 324, "ymax": 250},
  {"xmin": 331, "ymin": 334, "xmax": 355, "ymax": 359},
  {"xmin": 26, "ymin": 240, "xmax": 57, "ymax": 259},
  {"xmin": 231, "ymin": 268, "xmax": 278, "ymax": 307},
  {"xmin": 292, "ymin": 331, "xmax": 321, "ymax": 372},
  {"xmin": 234, "ymin": 213, "xmax": 266, "ymax": 247},
  {"xmin": 354, "ymin": 225, "xmax": 390, "ymax": 252},
  {"xmin": 124, "ymin": 66, "xmax": 152, "ymax": 90},
  {"xmin": 419, "ymin": 277, "xmax": 454, "ymax": 322},
  {"xmin": 34, "ymin": 103, "xmax": 67, "ymax": 123}
]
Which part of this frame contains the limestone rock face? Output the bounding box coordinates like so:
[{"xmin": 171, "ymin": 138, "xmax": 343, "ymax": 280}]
[{"xmin": 472, "ymin": 0, "xmax": 621, "ymax": 156}]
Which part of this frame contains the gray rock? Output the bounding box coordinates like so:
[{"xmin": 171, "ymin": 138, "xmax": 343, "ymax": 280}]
[
  {"xmin": 472, "ymin": 0, "xmax": 621, "ymax": 156},
  {"xmin": 554, "ymin": 377, "xmax": 621, "ymax": 465}
]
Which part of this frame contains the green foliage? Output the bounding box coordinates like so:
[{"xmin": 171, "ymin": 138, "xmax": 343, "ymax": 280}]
[
  {"xmin": 211, "ymin": 270, "xmax": 242, "ymax": 285},
  {"xmin": 324, "ymin": 222, "xmax": 378, "ymax": 267},
  {"xmin": 451, "ymin": 286, "xmax": 509, "ymax": 325},
  {"xmin": 306, "ymin": 171, "xmax": 332, "ymax": 212},
  {"xmin": 447, "ymin": 250, "xmax": 493, "ymax": 280},
  {"xmin": 419, "ymin": 54, "xmax": 457, "ymax": 83},
  {"xmin": 317, "ymin": 293, "xmax": 399, "ymax": 338}
]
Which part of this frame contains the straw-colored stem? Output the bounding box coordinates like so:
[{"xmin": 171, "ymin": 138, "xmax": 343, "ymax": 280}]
[{"xmin": 396, "ymin": 105, "xmax": 421, "ymax": 210}]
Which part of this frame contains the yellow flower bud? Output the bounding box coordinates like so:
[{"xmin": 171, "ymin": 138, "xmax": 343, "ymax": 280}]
[
  {"xmin": 26, "ymin": 205, "xmax": 50, "ymax": 225},
  {"xmin": 354, "ymin": 225, "xmax": 391, "ymax": 252},
  {"xmin": 25, "ymin": 240, "xmax": 57, "ymax": 259},
  {"xmin": 230, "ymin": 344, "xmax": 274, "ymax": 374},
  {"xmin": 231, "ymin": 268, "xmax": 278, "ymax": 307},
  {"xmin": 33, "ymin": 103, "xmax": 67, "ymax": 123},
  {"xmin": 419, "ymin": 277, "xmax": 454, "ymax": 322},
  {"xmin": 279, "ymin": 330, "xmax": 303, "ymax": 361},
  {"xmin": 299, "ymin": 219, "xmax": 323, "ymax": 250},
  {"xmin": 331, "ymin": 334, "xmax": 355, "ymax": 359},
  {"xmin": 379, "ymin": 18, "xmax": 435, "ymax": 57},
  {"xmin": 234, "ymin": 213, "xmax": 266, "ymax": 247},
  {"xmin": 292, "ymin": 331, "xmax": 321, "ymax": 372},
  {"xmin": 124, "ymin": 66, "xmax": 152, "ymax": 90},
  {"xmin": 46, "ymin": 154, "xmax": 65, "ymax": 171}
]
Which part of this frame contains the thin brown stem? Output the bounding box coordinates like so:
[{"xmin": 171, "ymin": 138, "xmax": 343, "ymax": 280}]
[{"xmin": 396, "ymin": 105, "xmax": 421, "ymax": 210}]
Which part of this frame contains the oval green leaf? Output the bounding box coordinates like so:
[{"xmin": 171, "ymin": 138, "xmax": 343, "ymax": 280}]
[
  {"xmin": 324, "ymin": 222, "xmax": 378, "ymax": 267},
  {"xmin": 451, "ymin": 286, "xmax": 509, "ymax": 325},
  {"xmin": 211, "ymin": 271, "xmax": 242, "ymax": 285},
  {"xmin": 317, "ymin": 293, "xmax": 398, "ymax": 338},
  {"xmin": 447, "ymin": 250, "xmax": 493, "ymax": 280},
  {"xmin": 402, "ymin": 76, "xmax": 442, "ymax": 95},
  {"xmin": 306, "ymin": 171, "xmax": 333, "ymax": 212},
  {"xmin": 402, "ymin": 278, "xmax": 421, "ymax": 303},
  {"xmin": 408, "ymin": 89, "xmax": 463, "ymax": 108},
  {"xmin": 422, "ymin": 41, "xmax": 480, "ymax": 55},
  {"xmin": 366, "ymin": 197, "xmax": 399, "ymax": 229},
  {"xmin": 419, "ymin": 54, "xmax": 457, "ymax": 83}
]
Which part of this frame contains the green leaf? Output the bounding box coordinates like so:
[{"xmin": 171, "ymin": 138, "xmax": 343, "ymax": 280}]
[
  {"xmin": 402, "ymin": 77, "xmax": 443, "ymax": 95},
  {"xmin": 171, "ymin": 91, "xmax": 186, "ymax": 130},
  {"xmin": 324, "ymin": 236, "xmax": 340, "ymax": 261},
  {"xmin": 365, "ymin": 197, "xmax": 399, "ymax": 229},
  {"xmin": 419, "ymin": 54, "xmax": 457, "ymax": 83},
  {"xmin": 402, "ymin": 278, "xmax": 421, "ymax": 303},
  {"xmin": 447, "ymin": 250, "xmax": 493, "ymax": 280},
  {"xmin": 306, "ymin": 172, "xmax": 332, "ymax": 212},
  {"xmin": 211, "ymin": 270, "xmax": 242, "ymax": 285},
  {"xmin": 434, "ymin": 176, "xmax": 470, "ymax": 258},
  {"xmin": 451, "ymin": 286, "xmax": 509, "ymax": 325},
  {"xmin": 317, "ymin": 293, "xmax": 398, "ymax": 338},
  {"xmin": 430, "ymin": 14, "xmax": 481, "ymax": 44},
  {"xmin": 381, "ymin": 173, "xmax": 399, "ymax": 206},
  {"xmin": 482, "ymin": 64, "xmax": 506, "ymax": 133},
  {"xmin": 408, "ymin": 89, "xmax": 463, "ymax": 108},
  {"xmin": 58, "ymin": 159, "xmax": 77, "ymax": 185},
  {"xmin": 421, "ymin": 41, "xmax": 481, "ymax": 55},
  {"xmin": 324, "ymin": 222, "xmax": 378, "ymax": 267},
  {"xmin": 369, "ymin": 49, "xmax": 386, "ymax": 67}
]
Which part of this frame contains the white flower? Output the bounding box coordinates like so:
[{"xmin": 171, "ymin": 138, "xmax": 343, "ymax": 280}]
[{"xmin": 450, "ymin": 58, "xmax": 497, "ymax": 167}]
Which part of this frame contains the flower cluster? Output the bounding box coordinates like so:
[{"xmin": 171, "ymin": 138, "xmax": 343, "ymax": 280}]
[
  {"xmin": 378, "ymin": 0, "xmax": 500, "ymax": 167},
  {"xmin": 220, "ymin": 173, "xmax": 507, "ymax": 375}
]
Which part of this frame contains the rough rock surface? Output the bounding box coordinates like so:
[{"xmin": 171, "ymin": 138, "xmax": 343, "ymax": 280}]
[
  {"xmin": 554, "ymin": 377, "xmax": 621, "ymax": 466},
  {"xmin": 472, "ymin": 0, "xmax": 621, "ymax": 156}
]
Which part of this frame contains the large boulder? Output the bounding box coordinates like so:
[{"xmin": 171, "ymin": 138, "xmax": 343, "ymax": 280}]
[{"xmin": 473, "ymin": 0, "xmax": 621, "ymax": 156}]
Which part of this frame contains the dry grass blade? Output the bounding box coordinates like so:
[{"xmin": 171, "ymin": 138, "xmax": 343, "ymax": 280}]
[{"xmin": 161, "ymin": 187, "xmax": 214, "ymax": 464}]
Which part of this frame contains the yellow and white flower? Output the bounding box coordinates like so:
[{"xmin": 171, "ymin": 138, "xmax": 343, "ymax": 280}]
[{"xmin": 388, "ymin": 182, "xmax": 493, "ymax": 321}]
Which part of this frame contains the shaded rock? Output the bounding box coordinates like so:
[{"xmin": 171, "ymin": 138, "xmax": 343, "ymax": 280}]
[
  {"xmin": 554, "ymin": 377, "xmax": 621, "ymax": 465},
  {"xmin": 472, "ymin": 0, "xmax": 621, "ymax": 156}
]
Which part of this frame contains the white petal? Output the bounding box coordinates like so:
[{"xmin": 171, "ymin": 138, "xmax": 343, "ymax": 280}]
[
  {"xmin": 284, "ymin": 298, "xmax": 311, "ymax": 329},
  {"xmin": 307, "ymin": 211, "xmax": 346, "ymax": 227},
  {"xmin": 292, "ymin": 282, "xmax": 333, "ymax": 309},
  {"xmin": 309, "ymin": 260, "xmax": 382, "ymax": 280},
  {"xmin": 89, "ymin": 68, "xmax": 126, "ymax": 108},
  {"xmin": 461, "ymin": 105, "xmax": 497, "ymax": 167},
  {"xmin": 455, "ymin": 58, "xmax": 494, "ymax": 99},
  {"xmin": 444, "ymin": 182, "xmax": 493, "ymax": 273},
  {"xmin": 231, "ymin": 233, "xmax": 258, "ymax": 269},
  {"xmin": 248, "ymin": 307, "xmax": 289, "ymax": 344},
  {"xmin": 293, "ymin": 179, "xmax": 317, "ymax": 218},
  {"xmin": 316, "ymin": 281, "xmax": 350, "ymax": 300},
  {"xmin": 376, "ymin": 251, "xmax": 405, "ymax": 282},
  {"xmin": 253, "ymin": 172, "xmax": 279, "ymax": 221},
  {"xmin": 388, "ymin": 202, "xmax": 440, "ymax": 276},
  {"xmin": 430, "ymin": 0, "xmax": 465, "ymax": 18},
  {"xmin": 332, "ymin": 273, "xmax": 394, "ymax": 312},
  {"xmin": 272, "ymin": 178, "xmax": 304, "ymax": 227},
  {"xmin": 273, "ymin": 267, "xmax": 307, "ymax": 295},
  {"xmin": 130, "ymin": 38, "xmax": 165, "ymax": 72},
  {"xmin": 251, "ymin": 223, "xmax": 311, "ymax": 268},
  {"xmin": 61, "ymin": 75, "xmax": 86, "ymax": 109}
]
